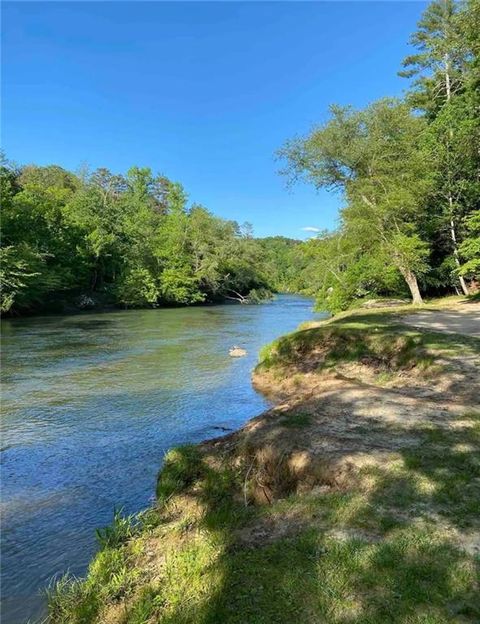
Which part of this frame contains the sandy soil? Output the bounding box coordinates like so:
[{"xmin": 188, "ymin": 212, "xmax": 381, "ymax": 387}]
[{"xmin": 401, "ymin": 301, "xmax": 480, "ymax": 338}]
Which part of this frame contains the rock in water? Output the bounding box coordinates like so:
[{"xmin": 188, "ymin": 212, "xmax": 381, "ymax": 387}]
[{"xmin": 229, "ymin": 346, "xmax": 247, "ymax": 357}]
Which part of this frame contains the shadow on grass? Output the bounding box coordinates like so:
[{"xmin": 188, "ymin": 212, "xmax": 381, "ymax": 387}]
[
  {"xmin": 257, "ymin": 320, "xmax": 480, "ymax": 408},
  {"xmin": 116, "ymin": 406, "xmax": 480, "ymax": 624}
]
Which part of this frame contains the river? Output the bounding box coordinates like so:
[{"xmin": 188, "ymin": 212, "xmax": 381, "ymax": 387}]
[{"xmin": 0, "ymin": 295, "xmax": 324, "ymax": 623}]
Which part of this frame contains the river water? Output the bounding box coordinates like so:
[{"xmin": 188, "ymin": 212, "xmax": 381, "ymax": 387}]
[{"xmin": 1, "ymin": 295, "xmax": 324, "ymax": 623}]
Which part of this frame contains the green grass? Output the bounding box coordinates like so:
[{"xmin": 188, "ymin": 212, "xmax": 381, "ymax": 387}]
[
  {"xmin": 46, "ymin": 544, "xmax": 141, "ymax": 623},
  {"xmin": 257, "ymin": 305, "xmax": 479, "ymax": 378},
  {"xmin": 257, "ymin": 324, "xmax": 434, "ymax": 373},
  {"xmin": 95, "ymin": 507, "xmax": 139, "ymax": 549},
  {"xmin": 156, "ymin": 444, "xmax": 206, "ymax": 502},
  {"xmin": 48, "ymin": 411, "xmax": 480, "ymax": 624}
]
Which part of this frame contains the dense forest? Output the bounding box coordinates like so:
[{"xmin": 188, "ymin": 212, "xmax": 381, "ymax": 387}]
[
  {"xmin": 0, "ymin": 159, "xmax": 297, "ymax": 314},
  {"xmin": 279, "ymin": 0, "xmax": 479, "ymax": 312},
  {"xmin": 1, "ymin": 0, "xmax": 479, "ymax": 316}
]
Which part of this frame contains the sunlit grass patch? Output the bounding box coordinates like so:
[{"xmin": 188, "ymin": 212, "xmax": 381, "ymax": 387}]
[
  {"xmin": 117, "ymin": 526, "xmax": 479, "ymax": 624},
  {"xmin": 47, "ymin": 539, "xmax": 142, "ymax": 624},
  {"xmin": 46, "ymin": 574, "xmax": 100, "ymax": 624},
  {"xmin": 95, "ymin": 507, "xmax": 139, "ymax": 549}
]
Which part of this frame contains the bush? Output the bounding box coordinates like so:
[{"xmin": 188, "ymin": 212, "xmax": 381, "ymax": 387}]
[{"xmin": 117, "ymin": 267, "xmax": 159, "ymax": 307}]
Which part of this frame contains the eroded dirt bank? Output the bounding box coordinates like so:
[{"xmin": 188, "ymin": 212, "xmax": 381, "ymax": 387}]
[{"xmin": 205, "ymin": 304, "xmax": 480, "ymax": 508}]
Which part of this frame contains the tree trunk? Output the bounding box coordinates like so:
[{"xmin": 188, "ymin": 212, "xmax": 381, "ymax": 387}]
[
  {"xmin": 400, "ymin": 268, "xmax": 424, "ymax": 305},
  {"xmin": 444, "ymin": 53, "xmax": 452, "ymax": 102},
  {"xmin": 449, "ymin": 206, "xmax": 470, "ymax": 295},
  {"xmin": 444, "ymin": 52, "xmax": 469, "ymax": 296},
  {"xmin": 91, "ymin": 267, "xmax": 98, "ymax": 291}
]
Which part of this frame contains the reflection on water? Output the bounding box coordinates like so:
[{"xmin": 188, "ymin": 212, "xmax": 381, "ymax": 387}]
[{"xmin": 0, "ymin": 295, "xmax": 325, "ymax": 623}]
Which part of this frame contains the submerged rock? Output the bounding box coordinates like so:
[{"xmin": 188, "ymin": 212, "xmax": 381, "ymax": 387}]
[{"xmin": 229, "ymin": 346, "xmax": 247, "ymax": 357}]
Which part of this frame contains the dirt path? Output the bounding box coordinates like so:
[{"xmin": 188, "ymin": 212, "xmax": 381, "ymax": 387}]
[{"xmin": 401, "ymin": 301, "xmax": 480, "ymax": 338}]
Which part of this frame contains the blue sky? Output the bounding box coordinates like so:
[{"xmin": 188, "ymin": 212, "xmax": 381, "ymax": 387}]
[{"xmin": 2, "ymin": 1, "xmax": 426, "ymax": 239}]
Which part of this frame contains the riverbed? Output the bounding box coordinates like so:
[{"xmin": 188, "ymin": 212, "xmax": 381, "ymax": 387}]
[{"xmin": 1, "ymin": 295, "xmax": 324, "ymax": 623}]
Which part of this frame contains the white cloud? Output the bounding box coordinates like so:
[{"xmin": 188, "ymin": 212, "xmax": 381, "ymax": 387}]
[{"xmin": 301, "ymin": 226, "xmax": 320, "ymax": 233}]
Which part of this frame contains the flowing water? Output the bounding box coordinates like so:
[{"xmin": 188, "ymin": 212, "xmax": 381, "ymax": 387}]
[{"xmin": 1, "ymin": 295, "xmax": 324, "ymax": 623}]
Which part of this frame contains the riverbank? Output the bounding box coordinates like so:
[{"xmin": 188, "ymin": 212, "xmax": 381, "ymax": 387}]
[
  {"xmin": 2, "ymin": 295, "xmax": 320, "ymax": 624},
  {"xmin": 2, "ymin": 288, "xmax": 276, "ymax": 319},
  {"xmin": 47, "ymin": 299, "xmax": 480, "ymax": 624}
]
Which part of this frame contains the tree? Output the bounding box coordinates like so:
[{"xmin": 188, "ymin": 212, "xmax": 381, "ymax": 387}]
[
  {"xmin": 2, "ymin": 163, "xmax": 87, "ymax": 308},
  {"xmin": 458, "ymin": 210, "xmax": 480, "ymax": 280},
  {"xmin": 400, "ymin": 0, "xmax": 480, "ymax": 294},
  {"xmin": 0, "ymin": 245, "xmax": 43, "ymax": 312},
  {"xmin": 399, "ymin": 0, "xmax": 467, "ymax": 116},
  {"xmin": 0, "ymin": 158, "xmax": 275, "ymax": 313},
  {"xmin": 280, "ymin": 99, "xmax": 433, "ymax": 304}
]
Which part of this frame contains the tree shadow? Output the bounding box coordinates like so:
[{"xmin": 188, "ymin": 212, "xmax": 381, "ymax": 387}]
[{"xmin": 123, "ymin": 396, "xmax": 480, "ymax": 623}]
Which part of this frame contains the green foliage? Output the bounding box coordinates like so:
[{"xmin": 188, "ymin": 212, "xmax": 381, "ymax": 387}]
[
  {"xmin": 0, "ymin": 245, "xmax": 43, "ymax": 312},
  {"xmin": 280, "ymin": 100, "xmax": 434, "ymax": 307},
  {"xmin": 276, "ymin": 0, "xmax": 479, "ymax": 310},
  {"xmin": 159, "ymin": 267, "xmax": 204, "ymax": 305},
  {"xmin": 256, "ymin": 236, "xmax": 304, "ymax": 291},
  {"xmin": 458, "ymin": 210, "xmax": 480, "ymax": 278},
  {"xmin": 1, "ymin": 159, "xmax": 273, "ymax": 313},
  {"xmin": 245, "ymin": 287, "xmax": 273, "ymax": 304},
  {"xmin": 399, "ymin": 0, "xmax": 466, "ymax": 116},
  {"xmin": 399, "ymin": 0, "xmax": 480, "ymax": 290},
  {"xmin": 390, "ymin": 232, "xmax": 430, "ymax": 276},
  {"xmin": 117, "ymin": 267, "xmax": 159, "ymax": 308}
]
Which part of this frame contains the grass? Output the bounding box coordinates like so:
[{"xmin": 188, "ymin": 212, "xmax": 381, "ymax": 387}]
[
  {"xmin": 95, "ymin": 507, "xmax": 139, "ymax": 549},
  {"xmin": 257, "ymin": 303, "xmax": 479, "ymax": 380},
  {"xmin": 257, "ymin": 324, "xmax": 436, "ymax": 374},
  {"xmin": 46, "ymin": 544, "xmax": 139, "ymax": 623},
  {"xmin": 156, "ymin": 445, "xmax": 206, "ymax": 502},
  {"xmin": 47, "ymin": 412, "xmax": 480, "ymax": 624},
  {"xmin": 46, "ymin": 508, "xmax": 147, "ymax": 623}
]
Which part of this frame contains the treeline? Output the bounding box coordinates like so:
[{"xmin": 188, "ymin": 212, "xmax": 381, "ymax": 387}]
[
  {"xmin": 279, "ymin": 0, "xmax": 480, "ymax": 312},
  {"xmin": 0, "ymin": 162, "xmax": 290, "ymax": 314},
  {"xmin": 2, "ymin": 1, "xmax": 478, "ymax": 317}
]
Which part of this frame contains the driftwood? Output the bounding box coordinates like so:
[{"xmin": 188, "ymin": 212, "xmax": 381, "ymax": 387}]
[{"xmin": 224, "ymin": 290, "xmax": 249, "ymax": 304}]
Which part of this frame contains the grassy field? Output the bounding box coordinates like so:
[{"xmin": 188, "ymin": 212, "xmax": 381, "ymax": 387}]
[{"xmin": 46, "ymin": 300, "xmax": 480, "ymax": 624}]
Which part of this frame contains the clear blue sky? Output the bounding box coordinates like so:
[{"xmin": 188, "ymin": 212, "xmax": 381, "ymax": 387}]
[{"xmin": 2, "ymin": 1, "xmax": 426, "ymax": 239}]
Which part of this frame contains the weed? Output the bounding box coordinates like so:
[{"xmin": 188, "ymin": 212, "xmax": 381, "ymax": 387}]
[
  {"xmin": 96, "ymin": 507, "xmax": 138, "ymax": 549},
  {"xmin": 46, "ymin": 574, "xmax": 99, "ymax": 624}
]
